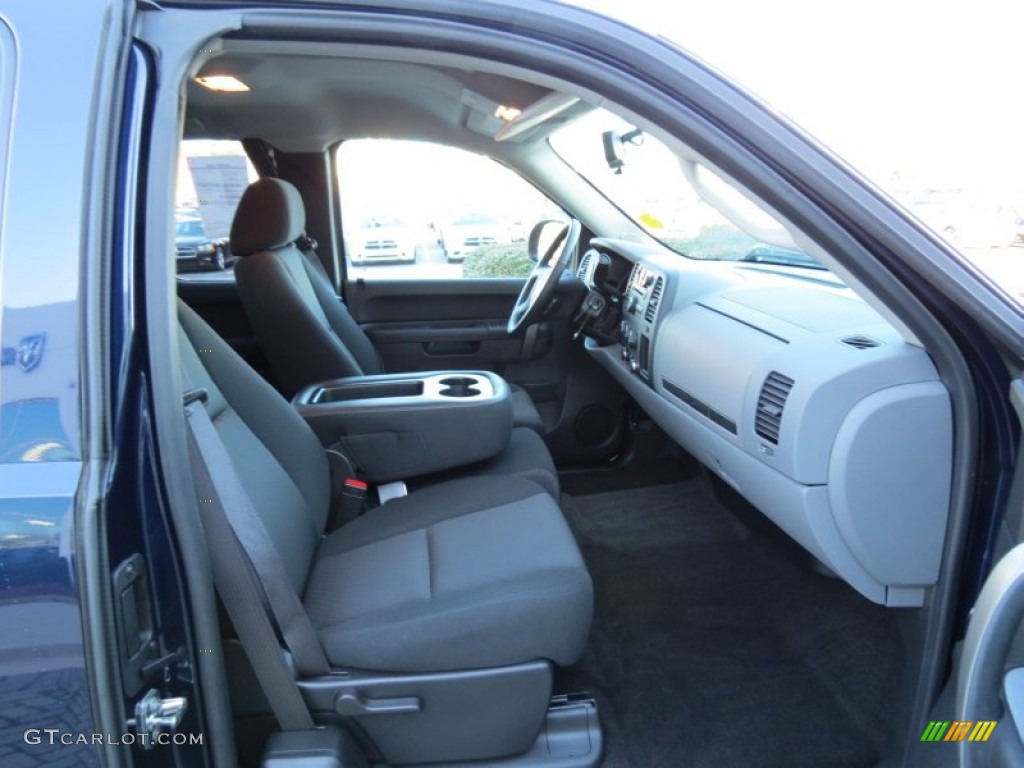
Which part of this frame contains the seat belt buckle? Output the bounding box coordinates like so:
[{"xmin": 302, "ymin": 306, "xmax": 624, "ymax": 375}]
[
  {"xmin": 183, "ymin": 388, "xmax": 209, "ymax": 406},
  {"xmin": 339, "ymin": 478, "xmax": 368, "ymax": 520},
  {"xmin": 376, "ymin": 481, "xmax": 408, "ymax": 505}
]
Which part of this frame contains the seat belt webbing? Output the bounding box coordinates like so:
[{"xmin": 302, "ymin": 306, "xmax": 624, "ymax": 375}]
[
  {"xmin": 184, "ymin": 414, "xmax": 315, "ymax": 729},
  {"xmin": 182, "ymin": 391, "xmax": 329, "ymax": 729},
  {"xmin": 183, "ymin": 392, "xmax": 330, "ymax": 677}
]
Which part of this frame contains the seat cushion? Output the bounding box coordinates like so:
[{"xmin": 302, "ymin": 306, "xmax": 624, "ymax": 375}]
[
  {"xmin": 509, "ymin": 385, "xmax": 544, "ymax": 434},
  {"xmin": 304, "ymin": 476, "xmax": 593, "ymax": 672},
  {"xmin": 411, "ymin": 427, "xmax": 559, "ymax": 497},
  {"xmin": 236, "ymin": 247, "xmax": 371, "ymax": 398},
  {"xmin": 179, "ymin": 300, "xmax": 329, "ymax": 592}
]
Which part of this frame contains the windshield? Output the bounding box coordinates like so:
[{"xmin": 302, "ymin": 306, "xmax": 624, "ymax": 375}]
[
  {"xmin": 563, "ymin": 2, "xmax": 1024, "ymax": 304},
  {"xmin": 550, "ymin": 109, "xmax": 822, "ymax": 269}
]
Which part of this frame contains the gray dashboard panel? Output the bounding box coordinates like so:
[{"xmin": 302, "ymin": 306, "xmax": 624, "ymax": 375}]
[
  {"xmin": 590, "ymin": 340, "xmax": 888, "ymax": 603},
  {"xmin": 586, "ymin": 245, "xmax": 953, "ymax": 607},
  {"xmin": 828, "ymin": 381, "xmax": 952, "ymax": 588},
  {"xmin": 658, "ymin": 304, "xmax": 785, "ymax": 432}
]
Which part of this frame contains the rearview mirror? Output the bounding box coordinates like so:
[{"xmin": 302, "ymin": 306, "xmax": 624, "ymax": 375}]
[{"xmin": 602, "ymin": 127, "xmax": 644, "ymax": 174}]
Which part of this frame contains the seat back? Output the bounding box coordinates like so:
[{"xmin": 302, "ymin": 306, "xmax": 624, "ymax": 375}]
[
  {"xmin": 178, "ymin": 299, "xmax": 329, "ymax": 592},
  {"xmin": 232, "ymin": 178, "xmax": 383, "ymax": 397}
]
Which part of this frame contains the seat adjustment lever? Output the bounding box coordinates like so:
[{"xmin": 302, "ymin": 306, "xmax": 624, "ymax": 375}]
[{"xmin": 334, "ymin": 689, "xmax": 421, "ymax": 716}]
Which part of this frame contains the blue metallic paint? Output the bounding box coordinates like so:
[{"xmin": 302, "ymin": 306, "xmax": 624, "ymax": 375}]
[
  {"xmin": 0, "ymin": 464, "xmax": 97, "ymax": 765},
  {"xmin": 0, "ymin": 9, "xmax": 207, "ymax": 765}
]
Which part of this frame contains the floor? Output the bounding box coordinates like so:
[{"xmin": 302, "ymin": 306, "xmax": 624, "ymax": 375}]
[{"xmin": 557, "ymin": 477, "xmax": 904, "ymax": 768}]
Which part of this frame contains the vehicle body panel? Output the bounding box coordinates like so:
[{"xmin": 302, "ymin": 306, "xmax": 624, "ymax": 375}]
[
  {"xmin": 0, "ymin": 1, "xmax": 108, "ymax": 764},
  {"xmin": 175, "ymin": 218, "xmax": 227, "ymax": 272},
  {"xmin": 348, "ymin": 218, "xmax": 416, "ymax": 265},
  {"xmin": 442, "ymin": 214, "xmax": 509, "ymax": 262}
]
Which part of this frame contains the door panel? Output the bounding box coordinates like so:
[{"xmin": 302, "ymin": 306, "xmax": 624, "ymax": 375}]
[
  {"xmin": 345, "ymin": 275, "xmax": 627, "ymax": 463},
  {"xmin": 349, "ymin": 278, "xmax": 535, "ymax": 323},
  {"xmin": 346, "ymin": 276, "xmax": 579, "ymax": 374},
  {"xmin": 366, "ymin": 321, "xmax": 533, "ymax": 368}
]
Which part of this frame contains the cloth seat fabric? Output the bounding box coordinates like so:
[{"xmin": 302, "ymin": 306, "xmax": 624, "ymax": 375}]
[
  {"xmin": 177, "ymin": 300, "xmax": 592, "ymax": 674},
  {"xmin": 414, "ymin": 425, "xmax": 558, "ymax": 498},
  {"xmin": 306, "ymin": 475, "xmax": 592, "ymax": 671},
  {"xmin": 231, "ymin": 178, "xmax": 544, "ymax": 433}
]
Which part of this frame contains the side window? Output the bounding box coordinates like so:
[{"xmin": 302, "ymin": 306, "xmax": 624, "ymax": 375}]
[
  {"xmin": 174, "ymin": 140, "xmax": 256, "ymax": 272},
  {"xmin": 336, "ymin": 140, "xmax": 563, "ymax": 280}
]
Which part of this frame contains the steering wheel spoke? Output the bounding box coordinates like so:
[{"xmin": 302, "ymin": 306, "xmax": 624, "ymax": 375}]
[{"xmin": 507, "ymin": 219, "xmax": 581, "ymax": 335}]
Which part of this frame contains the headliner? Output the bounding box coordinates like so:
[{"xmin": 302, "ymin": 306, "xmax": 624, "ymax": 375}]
[{"xmin": 186, "ymin": 44, "xmax": 594, "ymax": 157}]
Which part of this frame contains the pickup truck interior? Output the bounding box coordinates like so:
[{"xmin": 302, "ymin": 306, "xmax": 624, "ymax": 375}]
[{"xmin": 162, "ymin": 23, "xmax": 957, "ymax": 768}]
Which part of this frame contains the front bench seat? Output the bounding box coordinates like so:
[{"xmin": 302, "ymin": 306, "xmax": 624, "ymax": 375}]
[
  {"xmin": 177, "ymin": 300, "xmax": 592, "ymax": 675},
  {"xmin": 231, "ymin": 178, "xmax": 545, "ymax": 434},
  {"xmin": 306, "ymin": 475, "xmax": 591, "ymax": 671}
]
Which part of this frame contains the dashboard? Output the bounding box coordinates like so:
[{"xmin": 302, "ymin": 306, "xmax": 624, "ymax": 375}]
[{"xmin": 579, "ymin": 238, "xmax": 953, "ymax": 607}]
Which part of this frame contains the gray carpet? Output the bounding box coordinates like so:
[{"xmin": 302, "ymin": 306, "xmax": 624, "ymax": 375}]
[{"xmin": 558, "ymin": 480, "xmax": 904, "ymax": 768}]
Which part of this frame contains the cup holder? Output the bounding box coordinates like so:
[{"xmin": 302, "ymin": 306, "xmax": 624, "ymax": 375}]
[{"xmin": 438, "ymin": 376, "xmax": 481, "ymax": 398}]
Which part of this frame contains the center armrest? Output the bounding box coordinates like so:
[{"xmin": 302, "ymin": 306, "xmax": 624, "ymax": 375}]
[{"xmin": 292, "ymin": 371, "xmax": 514, "ymax": 483}]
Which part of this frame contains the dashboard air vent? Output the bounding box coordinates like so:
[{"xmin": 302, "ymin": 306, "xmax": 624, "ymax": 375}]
[
  {"xmin": 644, "ymin": 276, "xmax": 665, "ymax": 322},
  {"xmin": 577, "ymin": 250, "xmax": 594, "ymax": 280},
  {"xmin": 754, "ymin": 371, "xmax": 795, "ymax": 445},
  {"xmin": 841, "ymin": 335, "xmax": 881, "ymax": 350}
]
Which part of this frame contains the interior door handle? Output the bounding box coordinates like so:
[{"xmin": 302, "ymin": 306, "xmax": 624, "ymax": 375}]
[
  {"xmin": 423, "ymin": 340, "xmax": 479, "ymax": 356},
  {"xmin": 334, "ymin": 689, "xmax": 422, "ymax": 716}
]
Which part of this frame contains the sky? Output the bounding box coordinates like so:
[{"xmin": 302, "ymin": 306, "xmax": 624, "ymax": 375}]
[{"xmin": 571, "ymin": 0, "xmax": 1024, "ymax": 200}]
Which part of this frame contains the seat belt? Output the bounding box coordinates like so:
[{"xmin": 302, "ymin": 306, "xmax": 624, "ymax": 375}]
[
  {"xmin": 182, "ymin": 389, "xmax": 330, "ymax": 727},
  {"xmin": 183, "ymin": 387, "xmax": 330, "ymax": 677},
  {"xmin": 297, "ymin": 235, "xmax": 342, "ymax": 298}
]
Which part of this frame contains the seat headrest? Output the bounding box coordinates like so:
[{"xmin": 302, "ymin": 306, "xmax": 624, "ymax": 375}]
[{"xmin": 230, "ymin": 178, "xmax": 306, "ymax": 256}]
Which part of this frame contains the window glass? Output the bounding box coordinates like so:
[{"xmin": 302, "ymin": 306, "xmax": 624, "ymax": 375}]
[
  {"xmin": 174, "ymin": 140, "xmax": 256, "ymax": 273},
  {"xmin": 336, "ymin": 140, "xmax": 563, "ymax": 280},
  {"xmin": 571, "ymin": 1, "xmax": 1024, "ymax": 305},
  {"xmin": 551, "ymin": 109, "xmax": 822, "ymax": 270}
]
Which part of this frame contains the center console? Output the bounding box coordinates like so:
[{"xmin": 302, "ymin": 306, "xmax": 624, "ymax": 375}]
[
  {"xmin": 617, "ymin": 262, "xmax": 666, "ymax": 385},
  {"xmin": 292, "ymin": 371, "xmax": 513, "ymax": 482}
]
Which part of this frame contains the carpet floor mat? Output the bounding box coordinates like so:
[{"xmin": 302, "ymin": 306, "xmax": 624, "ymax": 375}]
[{"xmin": 557, "ymin": 480, "xmax": 904, "ymax": 768}]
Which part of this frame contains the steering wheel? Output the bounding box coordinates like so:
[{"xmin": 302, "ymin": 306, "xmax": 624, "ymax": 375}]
[{"xmin": 507, "ymin": 218, "xmax": 581, "ymax": 335}]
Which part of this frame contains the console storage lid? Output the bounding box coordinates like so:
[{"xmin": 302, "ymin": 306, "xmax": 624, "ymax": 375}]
[{"xmin": 293, "ymin": 371, "xmax": 513, "ymax": 482}]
